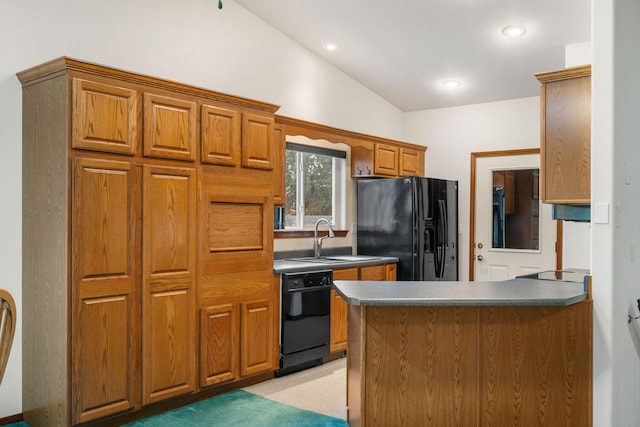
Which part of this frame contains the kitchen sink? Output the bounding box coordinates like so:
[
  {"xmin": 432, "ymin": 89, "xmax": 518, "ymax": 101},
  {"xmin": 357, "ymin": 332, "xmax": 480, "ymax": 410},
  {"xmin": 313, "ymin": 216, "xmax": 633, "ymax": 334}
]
[
  {"xmin": 323, "ymin": 255, "xmax": 381, "ymax": 262},
  {"xmin": 285, "ymin": 257, "xmax": 351, "ymax": 264},
  {"xmin": 284, "ymin": 255, "xmax": 382, "ymax": 264}
]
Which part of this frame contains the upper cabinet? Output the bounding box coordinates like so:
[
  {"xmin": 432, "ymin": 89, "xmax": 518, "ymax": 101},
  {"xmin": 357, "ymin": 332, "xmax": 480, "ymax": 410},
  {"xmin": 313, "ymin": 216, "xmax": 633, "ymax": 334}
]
[
  {"xmin": 536, "ymin": 65, "xmax": 591, "ymax": 205},
  {"xmin": 272, "ymin": 124, "xmax": 286, "ymax": 206},
  {"xmin": 144, "ymin": 93, "xmax": 197, "ymax": 161},
  {"xmin": 275, "ymin": 115, "xmax": 426, "ymax": 180},
  {"xmin": 72, "ymin": 78, "xmax": 139, "ymax": 155},
  {"xmin": 352, "ymin": 143, "xmax": 425, "ymax": 178},
  {"xmin": 201, "ymin": 105, "xmax": 275, "ymax": 171}
]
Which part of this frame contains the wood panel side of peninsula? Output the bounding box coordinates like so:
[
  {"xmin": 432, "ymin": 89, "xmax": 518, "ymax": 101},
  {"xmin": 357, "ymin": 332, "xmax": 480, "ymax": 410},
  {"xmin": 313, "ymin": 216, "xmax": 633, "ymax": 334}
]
[{"xmin": 347, "ymin": 301, "xmax": 592, "ymax": 426}]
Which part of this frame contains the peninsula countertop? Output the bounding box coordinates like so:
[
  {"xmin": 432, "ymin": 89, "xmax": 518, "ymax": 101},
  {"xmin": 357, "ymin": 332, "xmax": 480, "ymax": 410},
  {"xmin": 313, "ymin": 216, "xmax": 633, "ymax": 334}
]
[{"xmin": 333, "ymin": 271, "xmax": 590, "ymax": 307}]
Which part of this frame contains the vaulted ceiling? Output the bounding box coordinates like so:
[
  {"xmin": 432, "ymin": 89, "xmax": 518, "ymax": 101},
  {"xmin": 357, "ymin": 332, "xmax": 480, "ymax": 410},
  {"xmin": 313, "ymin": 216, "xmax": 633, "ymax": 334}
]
[{"xmin": 235, "ymin": 0, "xmax": 591, "ymax": 112}]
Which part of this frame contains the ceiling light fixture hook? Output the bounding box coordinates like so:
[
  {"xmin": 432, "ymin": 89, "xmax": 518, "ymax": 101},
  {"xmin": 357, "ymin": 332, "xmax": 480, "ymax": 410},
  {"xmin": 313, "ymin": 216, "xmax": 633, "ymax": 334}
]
[{"xmin": 218, "ymin": 0, "xmax": 223, "ymax": 9}]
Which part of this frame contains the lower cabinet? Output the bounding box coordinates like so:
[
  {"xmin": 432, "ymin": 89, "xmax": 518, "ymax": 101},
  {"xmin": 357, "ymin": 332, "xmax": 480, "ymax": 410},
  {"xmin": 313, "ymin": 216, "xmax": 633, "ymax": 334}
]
[
  {"xmin": 330, "ymin": 264, "xmax": 396, "ymax": 353},
  {"xmin": 200, "ymin": 299, "xmax": 276, "ymax": 387},
  {"xmin": 331, "ymin": 268, "xmax": 358, "ymax": 352}
]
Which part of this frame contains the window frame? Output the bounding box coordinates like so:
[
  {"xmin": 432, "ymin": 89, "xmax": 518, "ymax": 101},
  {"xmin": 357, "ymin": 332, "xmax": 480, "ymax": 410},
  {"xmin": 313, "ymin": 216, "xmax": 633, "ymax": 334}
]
[{"xmin": 285, "ymin": 142, "xmax": 347, "ymax": 230}]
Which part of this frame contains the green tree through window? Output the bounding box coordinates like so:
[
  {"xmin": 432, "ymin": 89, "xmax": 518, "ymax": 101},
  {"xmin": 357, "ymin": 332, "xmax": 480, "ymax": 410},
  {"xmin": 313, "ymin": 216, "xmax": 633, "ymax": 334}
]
[{"xmin": 285, "ymin": 143, "xmax": 346, "ymax": 228}]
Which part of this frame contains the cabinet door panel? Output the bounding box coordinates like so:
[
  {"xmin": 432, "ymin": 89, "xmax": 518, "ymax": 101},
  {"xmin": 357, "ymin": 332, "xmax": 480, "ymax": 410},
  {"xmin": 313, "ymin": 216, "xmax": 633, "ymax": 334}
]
[
  {"xmin": 201, "ymin": 104, "xmax": 241, "ymax": 166},
  {"xmin": 144, "ymin": 289, "xmax": 194, "ymax": 404},
  {"xmin": 331, "ymin": 268, "xmax": 358, "ymax": 352},
  {"xmin": 144, "ymin": 93, "xmax": 197, "ymax": 161},
  {"xmin": 359, "ymin": 265, "xmax": 387, "ymax": 281},
  {"xmin": 72, "ymin": 78, "xmax": 138, "ymax": 155},
  {"xmin": 72, "ymin": 158, "xmax": 140, "ymax": 424},
  {"xmin": 542, "ymin": 76, "xmax": 591, "ymax": 203},
  {"xmin": 200, "ymin": 193, "xmax": 272, "ymax": 275},
  {"xmin": 242, "ymin": 113, "xmax": 274, "ymax": 170},
  {"xmin": 399, "ymin": 148, "xmax": 419, "ymax": 176},
  {"xmin": 241, "ymin": 299, "xmax": 274, "ymax": 376},
  {"xmin": 385, "ymin": 263, "xmax": 397, "ymax": 281},
  {"xmin": 272, "ymin": 124, "xmax": 286, "ymax": 205},
  {"xmin": 200, "ymin": 304, "xmax": 239, "ymax": 386},
  {"xmin": 373, "ymin": 144, "xmax": 398, "ymax": 176},
  {"xmin": 142, "ymin": 165, "xmax": 196, "ymax": 404}
]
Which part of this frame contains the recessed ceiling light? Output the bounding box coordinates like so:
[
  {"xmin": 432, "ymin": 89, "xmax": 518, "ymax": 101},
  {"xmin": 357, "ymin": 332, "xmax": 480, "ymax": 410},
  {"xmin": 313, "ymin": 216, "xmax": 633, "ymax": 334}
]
[
  {"xmin": 442, "ymin": 79, "xmax": 462, "ymax": 88},
  {"xmin": 502, "ymin": 25, "xmax": 527, "ymax": 37},
  {"xmin": 323, "ymin": 42, "xmax": 337, "ymax": 51}
]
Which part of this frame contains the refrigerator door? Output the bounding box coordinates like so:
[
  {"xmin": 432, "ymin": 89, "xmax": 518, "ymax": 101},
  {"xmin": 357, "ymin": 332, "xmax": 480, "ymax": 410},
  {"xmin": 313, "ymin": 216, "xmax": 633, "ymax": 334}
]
[
  {"xmin": 420, "ymin": 178, "xmax": 439, "ymax": 281},
  {"xmin": 357, "ymin": 178, "xmax": 418, "ymax": 280},
  {"xmin": 420, "ymin": 178, "xmax": 458, "ymax": 281},
  {"xmin": 443, "ymin": 179, "xmax": 459, "ymax": 280}
]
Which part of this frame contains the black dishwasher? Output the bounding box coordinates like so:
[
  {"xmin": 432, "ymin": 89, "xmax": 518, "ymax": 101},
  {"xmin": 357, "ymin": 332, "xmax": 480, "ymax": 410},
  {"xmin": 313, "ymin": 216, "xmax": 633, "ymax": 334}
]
[{"xmin": 276, "ymin": 270, "xmax": 332, "ymax": 377}]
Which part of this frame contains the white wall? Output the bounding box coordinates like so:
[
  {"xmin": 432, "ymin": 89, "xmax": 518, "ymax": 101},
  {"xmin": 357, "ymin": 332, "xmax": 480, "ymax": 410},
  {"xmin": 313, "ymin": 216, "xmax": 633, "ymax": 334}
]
[
  {"xmin": 592, "ymin": 0, "xmax": 640, "ymax": 424},
  {"xmin": 404, "ymin": 97, "xmax": 541, "ymax": 281},
  {"xmin": 0, "ymin": 0, "xmax": 406, "ymax": 418}
]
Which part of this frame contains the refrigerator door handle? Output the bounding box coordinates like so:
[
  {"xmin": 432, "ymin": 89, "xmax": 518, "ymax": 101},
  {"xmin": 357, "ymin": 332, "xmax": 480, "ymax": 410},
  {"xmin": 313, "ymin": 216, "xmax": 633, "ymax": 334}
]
[{"xmin": 437, "ymin": 199, "xmax": 447, "ymax": 279}]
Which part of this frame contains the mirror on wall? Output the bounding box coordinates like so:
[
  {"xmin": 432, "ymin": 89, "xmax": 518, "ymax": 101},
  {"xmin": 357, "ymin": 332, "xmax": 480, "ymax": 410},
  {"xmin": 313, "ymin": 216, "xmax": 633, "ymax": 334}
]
[{"xmin": 492, "ymin": 168, "xmax": 540, "ymax": 250}]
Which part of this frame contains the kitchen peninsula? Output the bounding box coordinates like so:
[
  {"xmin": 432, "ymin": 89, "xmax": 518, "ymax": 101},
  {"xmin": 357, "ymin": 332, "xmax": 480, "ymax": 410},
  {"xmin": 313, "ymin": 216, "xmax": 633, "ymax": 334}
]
[{"xmin": 334, "ymin": 271, "xmax": 592, "ymax": 427}]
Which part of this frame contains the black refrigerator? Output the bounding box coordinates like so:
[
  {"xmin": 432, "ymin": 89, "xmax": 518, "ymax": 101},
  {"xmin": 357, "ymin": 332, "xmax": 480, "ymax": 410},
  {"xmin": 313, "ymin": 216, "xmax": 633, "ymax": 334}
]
[{"xmin": 357, "ymin": 176, "xmax": 458, "ymax": 281}]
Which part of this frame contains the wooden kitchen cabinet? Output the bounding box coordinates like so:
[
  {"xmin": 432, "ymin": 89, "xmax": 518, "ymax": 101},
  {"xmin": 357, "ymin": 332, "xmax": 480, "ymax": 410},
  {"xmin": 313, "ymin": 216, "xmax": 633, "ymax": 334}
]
[
  {"xmin": 359, "ymin": 264, "xmax": 387, "ymax": 281},
  {"xmin": 352, "ymin": 143, "xmax": 425, "ymax": 178},
  {"xmin": 199, "ymin": 272, "xmax": 278, "ymax": 387},
  {"xmin": 385, "ymin": 263, "xmax": 397, "ymax": 281},
  {"xmin": 272, "ymin": 123, "xmax": 286, "ymax": 206},
  {"xmin": 200, "ymin": 104, "xmax": 276, "ymax": 172},
  {"xmin": 201, "ymin": 104, "xmax": 242, "ymax": 166},
  {"xmin": 200, "ymin": 303, "xmax": 239, "ymax": 387},
  {"xmin": 19, "ymin": 57, "xmax": 281, "ymax": 426},
  {"xmin": 331, "ymin": 268, "xmax": 359, "ymax": 352},
  {"xmin": 351, "ymin": 143, "xmax": 397, "ymax": 177},
  {"xmin": 536, "ymin": 65, "xmax": 591, "ymax": 204},
  {"xmin": 144, "ymin": 93, "xmax": 197, "ymax": 161},
  {"xmin": 374, "ymin": 143, "xmax": 399, "ymax": 176},
  {"xmin": 242, "ymin": 112, "xmax": 275, "ymax": 170},
  {"xmin": 142, "ymin": 165, "xmax": 197, "ymax": 405},
  {"xmin": 399, "ymin": 147, "xmax": 420, "ymax": 176},
  {"xmin": 71, "ymin": 157, "xmax": 141, "ymax": 423},
  {"xmin": 241, "ymin": 299, "xmax": 276, "ymax": 376},
  {"xmin": 200, "ymin": 298, "xmax": 276, "ymax": 386},
  {"xmin": 72, "ymin": 78, "xmax": 139, "ymax": 155},
  {"xmin": 329, "ymin": 264, "xmax": 397, "ymax": 353}
]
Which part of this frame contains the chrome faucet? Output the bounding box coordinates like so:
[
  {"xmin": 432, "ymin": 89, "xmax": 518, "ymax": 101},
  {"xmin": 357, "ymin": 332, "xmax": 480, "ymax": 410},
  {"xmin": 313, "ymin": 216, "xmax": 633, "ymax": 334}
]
[{"xmin": 314, "ymin": 218, "xmax": 335, "ymax": 257}]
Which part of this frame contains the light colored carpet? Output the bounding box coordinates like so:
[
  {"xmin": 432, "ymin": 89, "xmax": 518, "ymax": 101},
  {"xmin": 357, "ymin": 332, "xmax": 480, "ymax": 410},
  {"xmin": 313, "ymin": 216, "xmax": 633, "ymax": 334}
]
[{"xmin": 244, "ymin": 357, "xmax": 347, "ymax": 420}]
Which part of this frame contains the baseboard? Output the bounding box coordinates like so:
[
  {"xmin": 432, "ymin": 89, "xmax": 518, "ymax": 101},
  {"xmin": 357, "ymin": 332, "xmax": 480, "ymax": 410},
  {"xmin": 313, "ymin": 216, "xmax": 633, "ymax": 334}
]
[{"xmin": 0, "ymin": 413, "xmax": 24, "ymax": 426}]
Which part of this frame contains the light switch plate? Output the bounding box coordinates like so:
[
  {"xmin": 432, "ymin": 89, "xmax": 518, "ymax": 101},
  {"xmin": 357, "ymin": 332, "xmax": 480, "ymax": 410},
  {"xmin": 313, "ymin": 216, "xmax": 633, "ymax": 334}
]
[{"xmin": 593, "ymin": 202, "xmax": 610, "ymax": 224}]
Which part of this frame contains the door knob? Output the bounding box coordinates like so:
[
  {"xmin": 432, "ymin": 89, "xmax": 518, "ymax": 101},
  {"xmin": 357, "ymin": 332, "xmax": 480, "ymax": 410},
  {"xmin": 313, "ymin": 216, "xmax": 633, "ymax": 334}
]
[{"xmin": 477, "ymin": 255, "xmax": 484, "ymax": 261}]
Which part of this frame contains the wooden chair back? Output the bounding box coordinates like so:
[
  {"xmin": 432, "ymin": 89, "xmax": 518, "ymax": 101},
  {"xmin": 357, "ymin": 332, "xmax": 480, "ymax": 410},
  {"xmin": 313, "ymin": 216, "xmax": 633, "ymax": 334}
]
[{"xmin": 0, "ymin": 288, "xmax": 16, "ymax": 384}]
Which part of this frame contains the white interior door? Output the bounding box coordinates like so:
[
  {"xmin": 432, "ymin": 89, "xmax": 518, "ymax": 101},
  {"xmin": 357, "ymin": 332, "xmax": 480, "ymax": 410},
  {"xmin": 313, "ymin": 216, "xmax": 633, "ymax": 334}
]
[{"xmin": 474, "ymin": 153, "xmax": 557, "ymax": 281}]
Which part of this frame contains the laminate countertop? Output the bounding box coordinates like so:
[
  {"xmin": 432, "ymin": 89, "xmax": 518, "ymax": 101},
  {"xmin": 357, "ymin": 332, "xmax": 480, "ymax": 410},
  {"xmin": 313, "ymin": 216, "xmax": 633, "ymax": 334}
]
[
  {"xmin": 273, "ymin": 255, "xmax": 399, "ymax": 274},
  {"xmin": 333, "ymin": 271, "xmax": 590, "ymax": 307}
]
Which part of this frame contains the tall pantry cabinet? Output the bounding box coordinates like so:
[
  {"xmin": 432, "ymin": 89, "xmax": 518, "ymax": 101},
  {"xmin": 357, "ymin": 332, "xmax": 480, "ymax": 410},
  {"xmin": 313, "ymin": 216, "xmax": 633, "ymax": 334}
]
[{"xmin": 19, "ymin": 57, "xmax": 281, "ymax": 426}]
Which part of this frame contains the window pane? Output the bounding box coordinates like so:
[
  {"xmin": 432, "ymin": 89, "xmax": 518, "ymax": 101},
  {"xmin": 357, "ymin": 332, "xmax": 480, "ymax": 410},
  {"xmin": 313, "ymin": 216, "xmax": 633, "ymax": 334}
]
[
  {"xmin": 302, "ymin": 152, "xmax": 333, "ymax": 227},
  {"xmin": 284, "ymin": 150, "xmax": 298, "ymax": 227}
]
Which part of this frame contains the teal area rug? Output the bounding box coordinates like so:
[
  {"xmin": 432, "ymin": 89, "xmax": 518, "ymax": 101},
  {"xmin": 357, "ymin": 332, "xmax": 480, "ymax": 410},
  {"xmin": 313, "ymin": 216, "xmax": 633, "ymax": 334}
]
[{"xmin": 124, "ymin": 389, "xmax": 348, "ymax": 427}]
